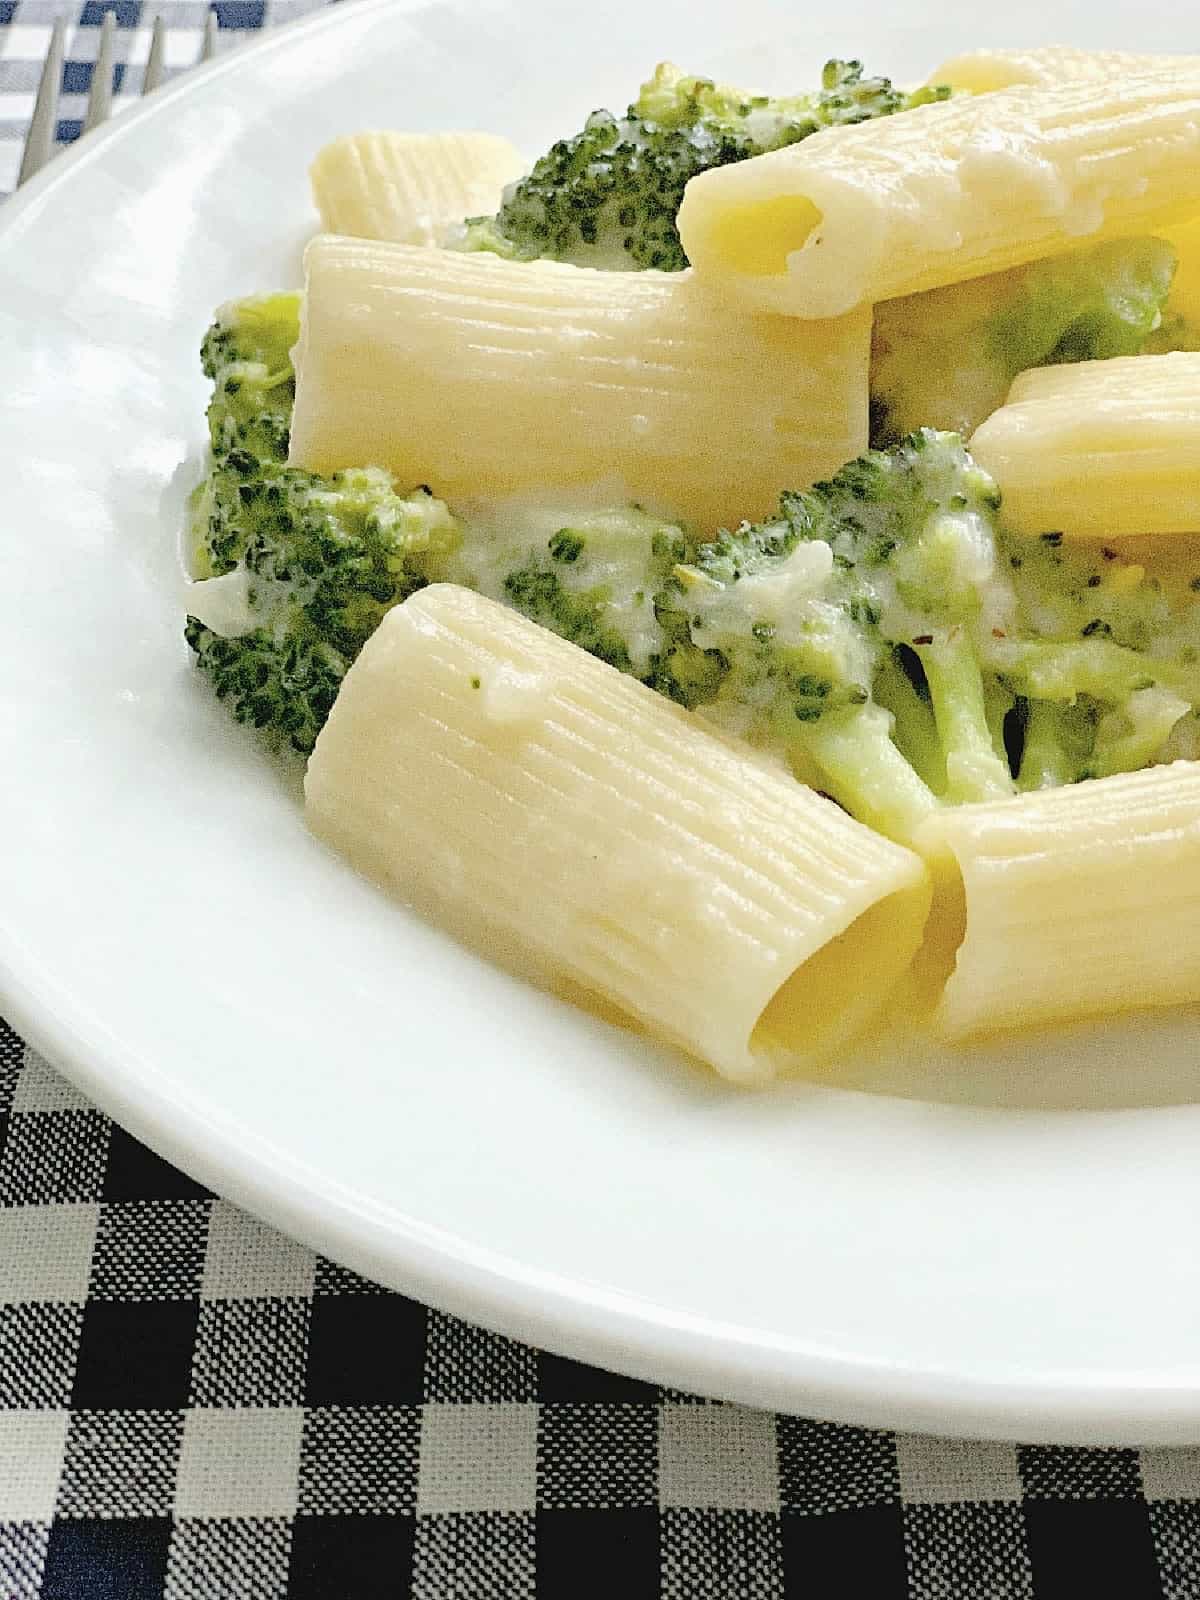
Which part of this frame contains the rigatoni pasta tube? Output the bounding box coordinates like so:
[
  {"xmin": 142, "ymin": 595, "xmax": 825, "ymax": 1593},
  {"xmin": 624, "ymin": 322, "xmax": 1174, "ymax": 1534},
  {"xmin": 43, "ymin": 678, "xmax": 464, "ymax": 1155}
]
[
  {"xmin": 969, "ymin": 353, "xmax": 1200, "ymax": 538},
  {"xmin": 924, "ymin": 49, "xmax": 1200, "ymax": 338},
  {"xmin": 927, "ymin": 46, "xmax": 1193, "ymax": 95},
  {"xmin": 304, "ymin": 584, "xmax": 932, "ymax": 1084},
  {"xmin": 310, "ymin": 131, "xmax": 526, "ymax": 246},
  {"xmin": 919, "ymin": 763, "xmax": 1200, "ymax": 1039},
  {"xmin": 677, "ymin": 66, "xmax": 1200, "ymax": 318},
  {"xmin": 288, "ymin": 235, "xmax": 870, "ymax": 533}
]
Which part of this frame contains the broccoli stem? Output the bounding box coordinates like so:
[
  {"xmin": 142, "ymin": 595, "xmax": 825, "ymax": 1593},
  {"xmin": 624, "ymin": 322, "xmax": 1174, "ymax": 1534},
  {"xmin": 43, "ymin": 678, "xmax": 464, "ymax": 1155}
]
[
  {"xmin": 1017, "ymin": 699, "xmax": 1084, "ymax": 790},
  {"xmin": 872, "ymin": 651, "xmax": 946, "ymax": 795},
  {"xmin": 793, "ymin": 701, "xmax": 939, "ymax": 845},
  {"xmin": 1087, "ymin": 688, "xmax": 1190, "ymax": 780},
  {"xmin": 1005, "ymin": 637, "xmax": 1164, "ymax": 702},
  {"xmin": 914, "ymin": 633, "xmax": 1015, "ymax": 804},
  {"xmin": 983, "ymin": 675, "xmax": 1014, "ymax": 764}
]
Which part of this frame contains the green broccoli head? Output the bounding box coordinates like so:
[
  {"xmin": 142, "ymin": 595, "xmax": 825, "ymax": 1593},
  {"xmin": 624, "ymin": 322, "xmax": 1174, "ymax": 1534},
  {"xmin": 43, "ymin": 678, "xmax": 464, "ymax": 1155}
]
[
  {"xmin": 184, "ymin": 610, "xmax": 346, "ymax": 758},
  {"xmin": 784, "ymin": 432, "xmax": 1000, "ymax": 586},
  {"xmin": 1010, "ymin": 664, "xmax": 1191, "ymax": 788},
  {"xmin": 470, "ymin": 104, "xmax": 719, "ymax": 271},
  {"xmin": 987, "ymin": 533, "xmax": 1200, "ymax": 785},
  {"xmin": 871, "ymin": 237, "xmax": 1178, "ymax": 444},
  {"xmin": 201, "ymin": 293, "xmax": 302, "ymax": 467},
  {"xmin": 671, "ymin": 433, "xmax": 1015, "ymax": 831},
  {"xmin": 190, "ymin": 290, "xmax": 460, "ymax": 755},
  {"xmin": 461, "ymin": 59, "xmax": 949, "ymax": 273},
  {"xmin": 473, "ymin": 506, "xmax": 697, "ymax": 685},
  {"xmin": 187, "ymin": 458, "xmax": 460, "ymax": 755},
  {"xmin": 1001, "ymin": 531, "xmax": 1173, "ymax": 652},
  {"xmin": 467, "ymin": 505, "xmax": 727, "ymax": 710},
  {"xmin": 819, "ymin": 436, "xmax": 1197, "ymax": 800},
  {"xmin": 200, "ymin": 291, "xmax": 300, "ymax": 380}
]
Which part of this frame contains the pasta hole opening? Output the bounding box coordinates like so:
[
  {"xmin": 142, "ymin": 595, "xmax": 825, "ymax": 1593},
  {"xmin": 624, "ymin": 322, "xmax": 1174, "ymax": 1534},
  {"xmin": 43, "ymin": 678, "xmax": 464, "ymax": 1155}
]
[
  {"xmin": 707, "ymin": 196, "xmax": 823, "ymax": 277},
  {"xmin": 749, "ymin": 881, "xmax": 931, "ymax": 1068}
]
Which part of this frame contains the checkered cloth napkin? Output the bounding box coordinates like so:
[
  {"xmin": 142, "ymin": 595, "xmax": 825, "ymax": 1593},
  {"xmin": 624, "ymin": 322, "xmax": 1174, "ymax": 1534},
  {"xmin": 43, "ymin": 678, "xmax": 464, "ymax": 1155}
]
[
  {"xmin": 6, "ymin": 1024, "xmax": 1200, "ymax": 1600},
  {"xmin": 5, "ymin": 5, "xmax": 1200, "ymax": 1597},
  {"xmin": 0, "ymin": 0, "xmax": 330, "ymax": 194}
]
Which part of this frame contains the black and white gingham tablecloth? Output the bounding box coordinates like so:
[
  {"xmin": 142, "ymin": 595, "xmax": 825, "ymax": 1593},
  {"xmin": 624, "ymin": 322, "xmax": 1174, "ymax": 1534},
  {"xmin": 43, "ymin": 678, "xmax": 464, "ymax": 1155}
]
[{"xmin": 4, "ymin": 5, "xmax": 1200, "ymax": 1595}]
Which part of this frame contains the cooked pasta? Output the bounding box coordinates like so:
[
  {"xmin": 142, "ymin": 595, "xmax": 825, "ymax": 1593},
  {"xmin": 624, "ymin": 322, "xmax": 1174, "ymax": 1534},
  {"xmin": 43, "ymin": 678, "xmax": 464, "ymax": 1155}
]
[
  {"xmin": 288, "ymin": 234, "xmax": 871, "ymax": 531},
  {"xmin": 920, "ymin": 763, "xmax": 1200, "ymax": 1038},
  {"xmin": 927, "ymin": 46, "xmax": 1189, "ymax": 94},
  {"xmin": 181, "ymin": 42, "xmax": 1200, "ymax": 1081},
  {"xmin": 929, "ymin": 41, "xmax": 1200, "ymax": 341},
  {"xmin": 309, "ymin": 131, "xmax": 526, "ymax": 246},
  {"xmin": 676, "ymin": 64, "xmax": 1200, "ymax": 317},
  {"xmin": 969, "ymin": 352, "xmax": 1200, "ymax": 538},
  {"xmin": 304, "ymin": 584, "xmax": 933, "ymax": 1084}
]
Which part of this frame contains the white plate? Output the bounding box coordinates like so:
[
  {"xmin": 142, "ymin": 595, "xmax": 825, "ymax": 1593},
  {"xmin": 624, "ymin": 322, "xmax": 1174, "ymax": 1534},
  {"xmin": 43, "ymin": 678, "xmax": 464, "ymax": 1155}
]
[{"xmin": 3, "ymin": 0, "xmax": 1200, "ymax": 1446}]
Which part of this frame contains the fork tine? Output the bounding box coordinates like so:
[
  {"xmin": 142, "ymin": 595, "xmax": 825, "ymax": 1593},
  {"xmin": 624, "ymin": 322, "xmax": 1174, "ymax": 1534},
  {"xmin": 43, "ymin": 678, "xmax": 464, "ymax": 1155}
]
[
  {"xmin": 200, "ymin": 11, "xmax": 219, "ymax": 64},
  {"xmin": 16, "ymin": 17, "xmax": 66, "ymax": 187},
  {"xmin": 142, "ymin": 14, "xmax": 167, "ymax": 96},
  {"xmin": 83, "ymin": 10, "xmax": 117, "ymax": 135}
]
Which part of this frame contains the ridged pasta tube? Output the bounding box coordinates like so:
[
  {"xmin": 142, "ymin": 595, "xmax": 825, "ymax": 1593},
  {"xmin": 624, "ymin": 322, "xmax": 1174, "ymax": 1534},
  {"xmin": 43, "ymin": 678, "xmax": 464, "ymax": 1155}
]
[
  {"xmin": 305, "ymin": 585, "xmax": 932, "ymax": 1084},
  {"xmin": 677, "ymin": 65, "xmax": 1200, "ymax": 317},
  {"xmin": 923, "ymin": 50, "xmax": 1200, "ymax": 335},
  {"xmin": 969, "ymin": 353, "xmax": 1200, "ymax": 538},
  {"xmin": 919, "ymin": 763, "xmax": 1200, "ymax": 1038},
  {"xmin": 927, "ymin": 46, "xmax": 1194, "ymax": 95},
  {"xmin": 289, "ymin": 235, "xmax": 871, "ymax": 532},
  {"xmin": 310, "ymin": 131, "xmax": 526, "ymax": 246}
]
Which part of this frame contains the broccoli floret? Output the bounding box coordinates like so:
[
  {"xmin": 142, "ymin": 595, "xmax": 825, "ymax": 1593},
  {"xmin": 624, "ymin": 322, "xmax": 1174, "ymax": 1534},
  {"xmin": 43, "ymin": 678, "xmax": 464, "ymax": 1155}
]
[
  {"xmin": 1011, "ymin": 679, "xmax": 1193, "ymax": 788},
  {"xmin": 669, "ymin": 432, "xmax": 1200, "ymax": 831},
  {"xmin": 1000, "ymin": 532, "xmax": 1172, "ymax": 652},
  {"xmin": 825, "ymin": 433, "xmax": 1017, "ymax": 806},
  {"xmin": 871, "ymin": 238, "xmax": 1178, "ymax": 443},
  {"xmin": 462, "ymin": 60, "xmax": 949, "ymax": 273},
  {"xmin": 201, "ymin": 293, "xmax": 301, "ymax": 468},
  {"xmin": 200, "ymin": 292, "xmax": 300, "ymax": 379},
  {"xmin": 466, "ymin": 505, "xmax": 734, "ymax": 709},
  {"xmin": 1089, "ymin": 687, "xmax": 1193, "ymax": 779},
  {"xmin": 187, "ymin": 467, "xmax": 459, "ymax": 754},
  {"xmin": 987, "ymin": 532, "xmax": 1200, "ymax": 786},
  {"xmin": 669, "ymin": 432, "xmax": 1014, "ymax": 839},
  {"xmin": 466, "ymin": 506, "xmax": 723, "ymax": 699},
  {"xmin": 187, "ymin": 296, "xmax": 458, "ymax": 753}
]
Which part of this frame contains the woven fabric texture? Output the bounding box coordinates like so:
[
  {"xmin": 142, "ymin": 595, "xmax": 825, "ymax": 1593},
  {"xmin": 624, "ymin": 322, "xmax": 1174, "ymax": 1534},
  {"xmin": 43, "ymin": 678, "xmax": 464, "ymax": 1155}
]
[{"xmin": 3, "ymin": 1025, "xmax": 1199, "ymax": 1597}]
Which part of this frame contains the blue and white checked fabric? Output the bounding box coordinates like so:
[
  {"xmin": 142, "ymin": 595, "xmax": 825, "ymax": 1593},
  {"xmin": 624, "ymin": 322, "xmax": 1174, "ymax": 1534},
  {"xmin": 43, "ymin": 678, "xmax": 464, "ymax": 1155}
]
[
  {"xmin": 0, "ymin": 0, "xmax": 330, "ymax": 194},
  {"xmin": 5, "ymin": 1024, "xmax": 1200, "ymax": 1599},
  {"xmin": 5, "ymin": 4, "xmax": 1200, "ymax": 1596}
]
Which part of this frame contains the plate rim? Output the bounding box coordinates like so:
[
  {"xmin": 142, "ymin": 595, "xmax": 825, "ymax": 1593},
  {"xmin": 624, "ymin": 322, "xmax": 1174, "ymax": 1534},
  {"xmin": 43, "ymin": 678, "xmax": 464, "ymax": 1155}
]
[{"xmin": 3, "ymin": 0, "xmax": 1199, "ymax": 1446}]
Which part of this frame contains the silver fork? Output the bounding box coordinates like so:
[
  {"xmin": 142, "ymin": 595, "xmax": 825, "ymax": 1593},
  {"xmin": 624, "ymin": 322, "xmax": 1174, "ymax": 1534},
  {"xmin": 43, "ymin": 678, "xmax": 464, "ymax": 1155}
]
[{"xmin": 17, "ymin": 8, "xmax": 221, "ymax": 187}]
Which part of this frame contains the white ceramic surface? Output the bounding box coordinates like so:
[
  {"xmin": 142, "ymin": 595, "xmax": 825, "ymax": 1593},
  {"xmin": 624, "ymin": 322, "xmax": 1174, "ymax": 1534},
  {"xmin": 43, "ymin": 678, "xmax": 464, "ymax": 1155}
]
[{"xmin": 3, "ymin": 0, "xmax": 1200, "ymax": 1445}]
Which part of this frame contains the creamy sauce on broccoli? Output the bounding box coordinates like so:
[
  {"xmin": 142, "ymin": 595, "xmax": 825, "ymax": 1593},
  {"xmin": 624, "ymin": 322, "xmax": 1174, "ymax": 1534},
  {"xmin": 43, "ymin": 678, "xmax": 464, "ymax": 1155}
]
[{"xmin": 187, "ymin": 267, "xmax": 1200, "ymax": 841}]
